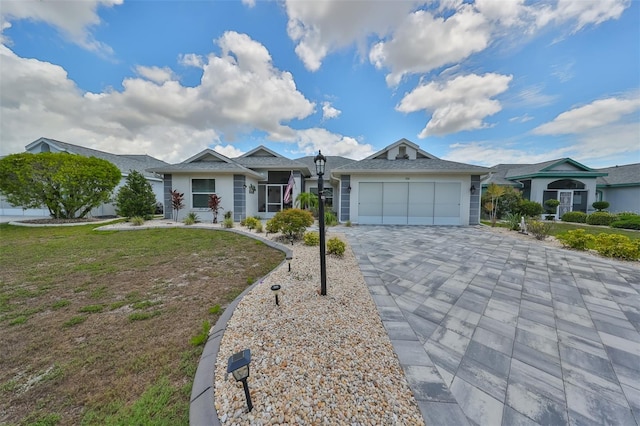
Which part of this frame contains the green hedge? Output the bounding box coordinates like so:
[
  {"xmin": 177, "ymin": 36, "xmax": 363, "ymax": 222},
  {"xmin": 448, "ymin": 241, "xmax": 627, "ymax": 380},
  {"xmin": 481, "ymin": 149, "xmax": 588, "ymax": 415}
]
[
  {"xmin": 586, "ymin": 212, "xmax": 617, "ymax": 226},
  {"xmin": 611, "ymin": 216, "xmax": 640, "ymax": 230},
  {"xmin": 561, "ymin": 211, "xmax": 587, "ymax": 223}
]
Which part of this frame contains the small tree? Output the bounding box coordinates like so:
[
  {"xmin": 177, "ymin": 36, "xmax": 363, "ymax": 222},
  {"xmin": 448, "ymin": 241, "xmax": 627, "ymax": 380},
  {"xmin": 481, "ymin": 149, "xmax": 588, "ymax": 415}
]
[
  {"xmin": 0, "ymin": 152, "xmax": 120, "ymax": 219},
  {"xmin": 171, "ymin": 190, "xmax": 184, "ymax": 222},
  {"xmin": 295, "ymin": 192, "xmax": 318, "ymax": 212},
  {"xmin": 208, "ymin": 194, "xmax": 222, "ymax": 223},
  {"xmin": 268, "ymin": 208, "xmax": 314, "ymax": 240},
  {"xmin": 592, "ymin": 201, "xmax": 610, "ymax": 212},
  {"xmin": 115, "ymin": 170, "xmax": 157, "ymax": 219},
  {"xmin": 517, "ymin": 200, "xmax": 544, "ymax": 217},
  {"xmin": 484, "ymin": 183, "xmax": 505, "ymax": 227}
]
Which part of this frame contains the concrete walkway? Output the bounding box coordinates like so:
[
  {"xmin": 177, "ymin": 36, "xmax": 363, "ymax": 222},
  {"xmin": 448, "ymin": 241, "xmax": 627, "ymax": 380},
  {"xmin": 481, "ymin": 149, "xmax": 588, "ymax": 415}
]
[{"xmin": 343, "ymin": 226, "xmax": 640, "ymax": 426}]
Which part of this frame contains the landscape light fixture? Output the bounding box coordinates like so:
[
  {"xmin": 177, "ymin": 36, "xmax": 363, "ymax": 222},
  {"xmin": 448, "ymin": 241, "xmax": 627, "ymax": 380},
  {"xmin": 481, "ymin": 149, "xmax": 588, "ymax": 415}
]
[
  {"xmin": 314, "ymin": 150, "xmax": 327, "ymax": 296},
  {"xmin": 227, "ymin": 349, "xmax": 253, "ymax": 412},
  {"xmin": 270, "ymin": 284, "xmax": 281, "ymax": 306}
]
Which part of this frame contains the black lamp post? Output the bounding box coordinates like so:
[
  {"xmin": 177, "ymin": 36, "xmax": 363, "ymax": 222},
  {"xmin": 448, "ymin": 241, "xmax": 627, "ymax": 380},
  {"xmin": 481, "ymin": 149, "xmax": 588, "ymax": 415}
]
[
  {"xmin": 227, "ymin": 349, "xmax": 253, "ymax": 412},
  {"xmin": 314, "ymin": 150, "xmax": 327, "ymax": 296}
]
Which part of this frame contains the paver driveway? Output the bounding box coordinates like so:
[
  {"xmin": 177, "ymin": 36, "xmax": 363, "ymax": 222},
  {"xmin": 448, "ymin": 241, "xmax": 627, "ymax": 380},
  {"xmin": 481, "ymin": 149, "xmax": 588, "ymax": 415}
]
[{"xmin": 343, "ymin": 226, "xmax": 640, "ymax": 426}]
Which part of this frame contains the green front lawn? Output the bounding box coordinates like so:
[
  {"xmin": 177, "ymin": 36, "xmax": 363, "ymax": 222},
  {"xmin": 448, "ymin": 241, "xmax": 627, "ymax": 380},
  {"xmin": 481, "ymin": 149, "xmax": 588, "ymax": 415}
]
[{"xmin": 0, "ymin": 223, "xmax": 284, "ymax": 425}]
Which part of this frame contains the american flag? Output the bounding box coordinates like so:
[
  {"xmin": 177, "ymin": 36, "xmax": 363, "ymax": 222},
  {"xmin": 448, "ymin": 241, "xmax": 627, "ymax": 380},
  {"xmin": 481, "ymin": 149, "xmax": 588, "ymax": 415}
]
[{"xmin": 283, "ymin": 172, "xmax": 294, "ymax": 204}]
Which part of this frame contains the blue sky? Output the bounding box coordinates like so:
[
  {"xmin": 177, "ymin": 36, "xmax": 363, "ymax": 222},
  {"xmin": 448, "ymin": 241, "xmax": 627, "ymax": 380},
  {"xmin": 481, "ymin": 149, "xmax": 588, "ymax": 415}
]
[{"xmin": 0, "ymin": 0, "xmax": 638, "ymax": 167}]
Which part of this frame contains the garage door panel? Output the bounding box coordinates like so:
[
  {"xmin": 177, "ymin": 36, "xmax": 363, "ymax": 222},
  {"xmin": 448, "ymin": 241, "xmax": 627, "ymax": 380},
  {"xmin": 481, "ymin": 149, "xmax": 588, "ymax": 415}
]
[
  {"xmin": 434, "ymin": 182, "xmax": 461, "ymax": 225},
  {"xmin": 359, "ymin": 182, "xmax": 383, "ymax": 224},
  {"xmin": 408, "ymin": 182, "xmax": 434, "ymax": 225},
  {"xmin": 383, "ymin": 183, "xmax": 408, "ymax": 224}
]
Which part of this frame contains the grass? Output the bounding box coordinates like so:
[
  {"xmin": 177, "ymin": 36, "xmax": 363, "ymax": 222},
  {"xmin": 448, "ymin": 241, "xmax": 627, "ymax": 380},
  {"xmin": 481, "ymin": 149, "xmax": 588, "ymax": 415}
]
[{"xmin": 0, "ymin": 223, "xmax": 284, "ymax": 425}]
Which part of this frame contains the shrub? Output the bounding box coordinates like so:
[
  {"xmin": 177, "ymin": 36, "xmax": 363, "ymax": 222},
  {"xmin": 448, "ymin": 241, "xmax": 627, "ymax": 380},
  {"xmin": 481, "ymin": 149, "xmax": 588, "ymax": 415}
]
[
  {"xmin": 611, "ymin": 216, "xmax": 640, "ymax": 230},
  {"xmin": 130, "ymin": 216, "xmax": 145, "ymax": 226},
  {"xmin": 265, "ymin": 218, "xmax": 279, "ymax": 234},
  {"xmin": 561, "ymin": 211, "xmax": 587, "ymax": 223},
  {"xmin": 517, "ymin": 200, "xmax": 544, "ymax": 217},
  {"xmin": 115, "ymin": 170, "xmax": 157, "ymax": 219},
  {"xmin": 245, "ymin": 216, "xmax": 260, "ymax": 230},
  {"xmin": 594, "ymin": 234, "xmax": 640, "ymax": 260},
  {"xmin": 526, "ymin": 219, "xmax": 553, "ymax": 240},
  {"xmin": 254, "ymin": 221, "xmax": 263, "ymax": 233},
  {"xmin": 345, "ymin": 220, "xmax": 352, "ymax": 227},
  {"xmin": 325, "ymin": 211, "xmax": 338, "ymax": 226},
  {"xmin": 586, "ymin": 212, "xmax": 617, "ymax": 226},
  {"xmin": 556, "ymin": 229, "xmax": 594, "ymax": 250},
  {"xmin": 327, "ymin": 237, "xmax": 346, "ymax": 257},
  {"xmin": 183, "ymin": 212, "xmax": 199, "ymax": 225},
  {"xmin": 171, "ymin": 190, "xmax": 184, "ymax": 222},
  {"xmin": 240, "ymin": 217, "xmax": 247, "ymax": 227},
  {"xmin": 208, "ymin": 194, "xmax": 222, "ymax": 224},
  {"xmin": 224, "ymin": 211, "xmax": 232, "ymax": 220},
  {"xmin": 268, "ymin": 208, "xmax": 314, "ymax": 240},
  {"xmin": 592, "ymin": 201, "xmax": 610, "ymax": 211},
  {"xmin": 304, "ymin": 231, "xmax": 320, "ymax": 246},
  {"xmin": 504, "ymin": 212, "xmax": 521, "ymax": 231},
  {"xmin": 544, "ymin": 199, "xmax": 560, "ymax": 213},
  {"xmin": 223, "ymin": 217, "xmax": 234, "ymax": 228}
]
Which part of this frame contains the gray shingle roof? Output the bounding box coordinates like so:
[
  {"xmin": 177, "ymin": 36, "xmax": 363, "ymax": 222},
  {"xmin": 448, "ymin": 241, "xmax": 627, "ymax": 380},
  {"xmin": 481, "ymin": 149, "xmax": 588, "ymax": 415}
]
[
  {"xmin": 333, "ymin": 158, "xmax": 490, "ymax": 174},
  {"xmin": 26, "ymin": 138, "xmax": 167, "ymax": 179},
  {"xmin": 234, "ymin": 156, "xmax": 311, "ymax": 172},
  {"xmin": 296, "ymin": 155, "xmax": 356, "ymax": 178},
  {"xmin": 597, "ymin": 163, "xmax": 640, "ymax": 186}
]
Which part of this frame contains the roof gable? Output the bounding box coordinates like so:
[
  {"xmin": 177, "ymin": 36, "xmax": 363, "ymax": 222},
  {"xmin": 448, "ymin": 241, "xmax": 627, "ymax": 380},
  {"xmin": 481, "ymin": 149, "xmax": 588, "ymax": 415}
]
[
  {"xmin": 183, "ymin": 149, "xmax": 234, "ymax": 164},
  {"xmin": 239, "ymin": 145, "xmax": 283, "ymax": 158},
  {"xmin": 540, "ymin": 158, "xmax": 594, "ymax": 173},
  {"xmin": 366, "ymin": 138, "xmax": 438, "ymax": 160}
]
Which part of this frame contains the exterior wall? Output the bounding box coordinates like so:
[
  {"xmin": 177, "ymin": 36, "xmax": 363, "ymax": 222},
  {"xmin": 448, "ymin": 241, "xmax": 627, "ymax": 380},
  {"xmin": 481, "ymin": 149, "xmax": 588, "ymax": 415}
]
[
  {"xmin": 348, "ymin": 173, "xmax": 473, "ymax": 225},
  {"xmin": 601, "ymin": 187, "xmax": 640, "ymax": 213},
  {"xmin": 233, "ymin": 175, "xmax": 246, "ymax": 221},
  {"xmin": 385, "ymin": 145, "xmax": 417, "ymax": 160},
  {"xmin": 170, "ymin": 173, "xmax": 235, "ymax": 222},
  {"xmin": 469, "ymin": 175, "xmax": 481, "ymax": 225},
  {"xmin": 244, "ymin": 177, "xmax": 260, "ymax": 219},
  {"xmin": 529, "ymin": 177, "xmax": 598, "ymax": 213}
]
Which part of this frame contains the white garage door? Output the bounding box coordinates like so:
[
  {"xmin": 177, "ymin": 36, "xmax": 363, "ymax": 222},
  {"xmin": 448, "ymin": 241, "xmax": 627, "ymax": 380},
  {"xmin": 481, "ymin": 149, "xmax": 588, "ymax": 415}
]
[{"xmin": 358, "ymin": 182, "xmax": 460, "ymax": 225}]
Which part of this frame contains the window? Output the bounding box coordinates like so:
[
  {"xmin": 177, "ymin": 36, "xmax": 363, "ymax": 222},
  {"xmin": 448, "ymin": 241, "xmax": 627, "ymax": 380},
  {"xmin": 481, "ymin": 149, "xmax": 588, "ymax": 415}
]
[
  {"xmin": 311, "ymin": 187, "xmax": 333, "ymax": 210},
  {"xmin": 192, "ymin": 179, "xmax": 215, "ymax": 208}
]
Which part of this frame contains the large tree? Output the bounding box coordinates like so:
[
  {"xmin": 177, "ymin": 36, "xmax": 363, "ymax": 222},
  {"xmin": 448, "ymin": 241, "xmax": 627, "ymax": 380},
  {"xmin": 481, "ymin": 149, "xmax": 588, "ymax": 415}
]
[
  {"xmin": 0, "ymin": 152, "xmax": 121, "ymax": 219},
  {"xmin": 115, "ymin": 170, "xmax": 157, "ymax": 219}
]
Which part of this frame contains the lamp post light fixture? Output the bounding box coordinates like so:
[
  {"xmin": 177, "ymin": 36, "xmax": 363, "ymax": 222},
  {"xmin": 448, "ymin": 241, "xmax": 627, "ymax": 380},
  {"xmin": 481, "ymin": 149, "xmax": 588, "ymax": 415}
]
[
  {"xmin": 314, "ymin": 150, "xmax": 327, "ymax": 296},
  {"xmin": 226, "ymin": 349, "xmax": 253, "ymax": 412},
  {"xmin": 270, "ymin": 284, "xmax": 281, "ymax": 306}
]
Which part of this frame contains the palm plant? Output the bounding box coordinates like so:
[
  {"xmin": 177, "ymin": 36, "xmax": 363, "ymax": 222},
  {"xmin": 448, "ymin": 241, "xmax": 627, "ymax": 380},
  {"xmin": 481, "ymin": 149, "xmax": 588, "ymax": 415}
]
[
  {"xmin": 171, "ymin": 190, "xmax": 184, "ymax": 222},
  {"xmin": 208, "ymin": 194, "xmax": 222, "ymax": 223},
  {"xmin": 295, "ymin": 192, "xmax": 318, "ymax": 212}
]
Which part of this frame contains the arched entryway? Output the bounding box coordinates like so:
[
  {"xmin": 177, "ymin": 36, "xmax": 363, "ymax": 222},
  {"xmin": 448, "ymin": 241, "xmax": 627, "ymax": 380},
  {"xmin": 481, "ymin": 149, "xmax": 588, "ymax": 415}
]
[{"xmin": 543, "ymin": 179, "xmax": 588, "ymax": 217}]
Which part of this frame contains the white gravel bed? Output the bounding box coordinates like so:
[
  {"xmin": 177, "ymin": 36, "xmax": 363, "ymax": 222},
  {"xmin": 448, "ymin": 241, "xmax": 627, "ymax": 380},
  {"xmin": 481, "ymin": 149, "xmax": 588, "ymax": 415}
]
[{"xmin": 213, "ymin": 231, "xmax": 424, "ymax": 426}]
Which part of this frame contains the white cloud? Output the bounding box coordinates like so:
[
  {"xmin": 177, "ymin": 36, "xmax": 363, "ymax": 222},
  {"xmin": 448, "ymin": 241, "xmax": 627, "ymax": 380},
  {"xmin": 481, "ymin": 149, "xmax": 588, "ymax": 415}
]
[
  {"xmin": 443, "ymin": 141, "xmax": 572, "ymax": 166},
  {"xmin": 178, "ymin": 53, "xmax": 205, "ymax": 69},
  {"xmin": 241, "ymin": 0, "xmax": 256, "ymax": 8},
  {"xmin": 0, "ymin": 0, "xmax": 122, "ymax": 54},
  {"xmin": 536, "ymin": 0, "xmax": 630, "ymax": 32},
  {"xmin": 322, "ymin": 102, "xmax": 341, "ymax": 120},
  {"xmin": 533, "ymin": 96, "xmax": 640, "ymax": 135},
  {"xmin": 474, "ymin": 0, "xmax": 529, "ymax": 28},
  {"xmin": 213, "ymin": 144, "xmax": 244, "ymax": 158},
  {"xmin": 285, "ymin": 0, "xmax": 417, "ymax": 71},
  {"xmin": 293, "ymin": 128, "xmax": 374, "ymax": 160},
  {"xmin": 370, "ymin": 6, "xmax": 491, "ymax": 86},
  {"xmin": 513, "ymin": 84, "xmax": 558, "ymax": 108},
  {"xmin": 0, "ymin": 32, "xmax": 319, "ymax": 162},
  {"xmin": 509, "ymin": 114, "xmax": 534, "ymax": 123},
  {"xmin": 397, "ymin": 73, "xmax": 512, "ymax": 137},
  {"xmin": 135, "ymin": 66, "xmax": 176, "ymax": 84}
]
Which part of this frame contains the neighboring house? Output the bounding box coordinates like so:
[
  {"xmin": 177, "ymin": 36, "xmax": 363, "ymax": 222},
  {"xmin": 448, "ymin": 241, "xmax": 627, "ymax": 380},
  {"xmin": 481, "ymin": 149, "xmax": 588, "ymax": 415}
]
[
  {"xmin": 151, "ymin": 138, "xmax": 489, "ymax": 225},
  {"xmin": 482, "ymin": 158, "xmax": 640, "ymax": 217},
  {"xmin": 596, "ymin": 163, "xmax": 640, "ymax": 213},
  {"xmin": 0, "ymin": 138, "xmax": 168, "ymax": 217}
]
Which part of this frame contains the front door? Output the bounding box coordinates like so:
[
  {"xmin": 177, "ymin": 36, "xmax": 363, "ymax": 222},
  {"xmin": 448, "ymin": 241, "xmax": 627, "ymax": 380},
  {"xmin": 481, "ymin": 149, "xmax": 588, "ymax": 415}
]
[{"xmin": 559, "ymin": 191, "xmax": 572, "ymax": 218}]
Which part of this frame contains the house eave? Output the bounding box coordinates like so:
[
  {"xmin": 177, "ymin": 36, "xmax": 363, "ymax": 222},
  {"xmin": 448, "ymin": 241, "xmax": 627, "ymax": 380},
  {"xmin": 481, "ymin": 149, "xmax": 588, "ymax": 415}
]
[{"xmin": 507, "ymin": 172, "xmax": 608, "ymax": 180}]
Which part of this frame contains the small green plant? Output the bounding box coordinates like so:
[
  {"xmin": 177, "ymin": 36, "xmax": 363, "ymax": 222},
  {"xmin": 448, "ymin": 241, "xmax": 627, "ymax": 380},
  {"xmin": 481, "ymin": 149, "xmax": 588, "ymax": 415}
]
[
  {"xmin": 63, "ymin": 316, "xmax": 87, "ymax": 328},
  {"xmin": 254, "ymin": 221, "xmax": 263, "ymax": 233},
  {"xmin": 245, "ymin": 216, "xmax": 260, "ymax": 230},
  {"xmin": 79, "ymin": 304, "xmax": 105, "ymax": 314},
  {"xmin": 561, "ymin": 211, "xmax": 587, "ymax": 223},
  {"xmin": 327, "ymin": 237, "xmax": 346, "ymax": 257},
  {"xmin": 183, "ymin": 212, "xmax": 199, "ymax": 225},
  {"xmin": 130, "ymin": 216, "xmax": 145, "ymax": 226},
  {"xmin": 246, "ymin": 277, "xmax": 255, "ymax": 285},
  {"xmin": 544, "ymin": 199, "xmax": 560, "ymax": 214},
  {"xmin": 9, "ymin": 316, "xmax": 27, "ymax": 325},
  {"xmin": 517, "ymin": 200, "xmax": 544, "ymax": 217},
  {"xmin": 345, "ymin": 220, "xmax": 352, "ymax": 227},
  {"xmin": 268, "ymin": 208, "xmax": 314, "ymax": 241},
  {"xmin": 190, "ymin": 320, "xmax": 211, "ymax": 346},
  {"xmin": 239, "ymin": 217, "xmax": 247, "ymax": 226},
  {"xmin": 594, "ymin": 234, "xmax": 640, "ymax": 260},
  {"xmin": 265, "ymin": 218, "xmax": 279, "ymax": 234},
  {"xmin": 128, "ymin": 311, "xmax": 160, "ymax": 321},
  {"xmin": 304, "ymin": 231, "xmax": 320, "ymax": 246},
  {"xmin": 556, "ymin": 229, "xmax": 595, "ymax": 250},
  {"xmin": 208, "ymin": 305, "xmax": 222, "ymax": 315},
  {"xmin": 586, "ymin": 212, "xmax": 617, "ymax": 226},
  {"xmin": 324, "ymin": 211, "xmax": 338, "ymax": 226},
  {"xmin": 52, "ymin": 300, "xmax": 70, "ymax": 310},
  {"xmin": 224, "ymin": 211, "xmax": 232, "ymax": 220},
  {"xmin": 504, "ymin": 212, "xmax": 521, "ymax": 231},
  {"xmin": 592, "ymin": 201, "xmax": 610, "ymax": 212},
  {"xmin": 223, "ymin": 217, "xmax": 234, "ymax": 228},
  {"xmin": 526, "ymin": 219, "xmax": 553, "ymax": 240}
]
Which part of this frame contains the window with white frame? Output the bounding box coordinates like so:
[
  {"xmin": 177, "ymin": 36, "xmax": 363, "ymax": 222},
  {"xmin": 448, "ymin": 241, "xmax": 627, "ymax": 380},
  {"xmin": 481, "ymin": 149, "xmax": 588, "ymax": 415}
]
[{"xmin": 192, "ymin": 179, "xmax": 216, "ymax": 208}]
